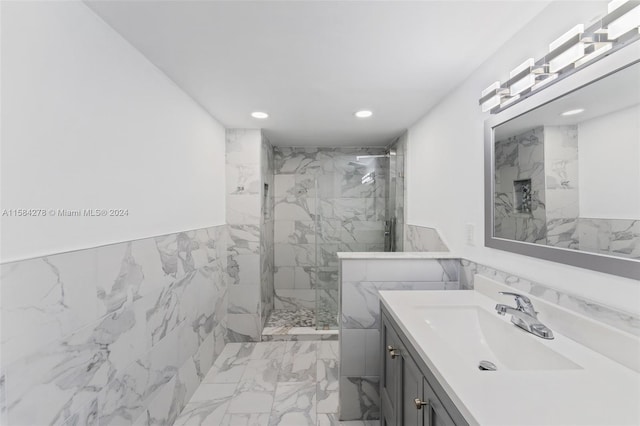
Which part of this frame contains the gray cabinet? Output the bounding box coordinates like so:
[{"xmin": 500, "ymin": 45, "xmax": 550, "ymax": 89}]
[
  {"xmin": 380, "ymin": 306, "xmax": 467, "ymax": 426},
  {"xmin": 422, "ymin": 376, "xmax": 456, "ymax": 426},
  {"xmin": 401, "ymin": 350, "xmax": 423, "ymax": 426},
  {"xmin": 381, "ymin": 317, "xmax": 401, "ymax": 426}
]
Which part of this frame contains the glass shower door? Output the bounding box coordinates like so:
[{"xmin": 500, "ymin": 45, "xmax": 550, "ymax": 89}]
[
  {"xmin": 385, "ymin": 146, "xmax": 397, "ymax": 252},
  {"xmin": 314, "ymin": 175, "xmax": 339, "ymax": 330},
  {"xmin": 313, "ymin": 149, "xmax": 391, "ymax": 330}
]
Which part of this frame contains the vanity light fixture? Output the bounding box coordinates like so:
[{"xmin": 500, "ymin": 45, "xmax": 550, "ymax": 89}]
[
  {"xmin": 480, "ymin": 82, "xmax": 505, "ymax": 112},
  {"xmin": 531, "ymin": 73, "xmax": 558, "ymax": 91},
  {"xmin": 607, "ymin": 0, "xmax": 640, "ymax": 40},
  {"xmin": 478, "ymin": 0, "xmax": 639, "ymax": 114},
  {"xmin": 548, "ymin": 25, "xmax": 587, "ymax": 73},
  {"xmin": 509, "ymin": 58, "xmax": 538, "ymax": 96},
  {"xmin": 354, "ymin": 110, "xmax": 373, "ymax": 118},
  {"xmin": 574, "ymin": 42, "xmax": 613, "ymax": 68},
  {"xmin": 561, "ymin": 108, "xmax": 585, "ymax": 116},
  {"xmin": 251, "ymin": 111, "xmax": 269, "ymax": 119}
]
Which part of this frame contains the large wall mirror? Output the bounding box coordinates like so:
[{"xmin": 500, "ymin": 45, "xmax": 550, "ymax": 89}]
[{"xmin": 485, "ymin": 45, "xmax": 640, "ymax": 280}]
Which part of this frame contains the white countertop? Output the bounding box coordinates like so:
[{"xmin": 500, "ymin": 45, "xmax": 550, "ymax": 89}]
[
  {"xmin": 337, "ymin": 251, "xmax": 458, "ymax": 260},
  {"xmin": 379, "ymin": 289, "xmax": 640, "ymax": 426}
]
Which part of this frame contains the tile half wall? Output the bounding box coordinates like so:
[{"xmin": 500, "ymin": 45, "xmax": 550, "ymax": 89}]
[{"xmin": 0, "ymin": 225, "xmax": 228, "ymax": 426}]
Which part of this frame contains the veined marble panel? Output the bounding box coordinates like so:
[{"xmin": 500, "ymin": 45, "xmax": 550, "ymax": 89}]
[
  {"xmin": 338, "ymin": 376, "xmax": 380, "ymax": 421},
  {"xmin": 227, "ymin": 225, "xmax": 260, "ymax": 256},
  {"xmin": 274, "ymin": 289, "xmax": 316, "ymax": 310},
  {"xmin": 1, "ymin": 251, "xmax": 100, "ymax": 368},
  {"xmin": 227, "ymin": 163, "xmax": 261, "ymax": 196},
  {"xmin": 546, "ymin": 218, "xmax": 579, "ymax": 249},
  {"xmin": 494, "ymin": 127, "xmax": 547, "ymax": 244},
  {"xmin": 388, "ymin": 133, "xmax": 407, "ymax": 251},
  {"xmin": 227, "ymin": 313, "xmax": 261, "ymax": 343},
  {"xmin": 272, "ymin": 147, "xmax": 388, "ymax": 313},
  {"xmin": 227, "ymin": 195, "xmax": 261, "ymax": 225},
  {"xmin": 577, "ymin": 218, "xmax": 640, "ymax": 260},
  {"xmin": 338, "ymin": 257, "xmax": 459, "ymax": 421},
  {"xmin": 226, "ymin": 129, "xmax": 271, "ymax": 341},
  {"xmin": 544, "ymin": 125, "xmax": 580, "ymax": 250},
  {"xmin": 226, "ymin": 129, "xmax": 261, "ymax": 165},
  {"xmin": 274, "ymin": 147, "xmax": 335, "ymax": 175},
  {"xmin": 261, "ymin": 133, "xmax": 275, "ymax": 329},
  {"xmin": 404, "ymin": 224, "xmax": 449, "ymax": 252},
  {"xmin": 1, "ymin": 225, "xmax": 228, "ymax": 426},
  {"xmin": 341, "ymin": 280, "xmax": 457, "ymax": 330}
]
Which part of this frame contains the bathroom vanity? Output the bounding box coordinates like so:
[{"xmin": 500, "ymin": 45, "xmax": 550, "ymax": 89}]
[
  {"xmin": 379, "ymin": 276, "xmax": 640, "ymax": 426},
  {"xmin": 380, "ymin": 305, "xmax": 466, "ymax": 426}
]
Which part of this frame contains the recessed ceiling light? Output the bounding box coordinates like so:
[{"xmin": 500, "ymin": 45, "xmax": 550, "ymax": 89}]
[
  {"xmin": 354, "ymin": 110, "xmax": 373, "ymax": 118},
  {"xmin": 251, "ymin": 111, "xmax": 269, "ymax": 119},
  {"xmin": 561, "ymin": 108, "xmax": 585, "ymax": 116}
]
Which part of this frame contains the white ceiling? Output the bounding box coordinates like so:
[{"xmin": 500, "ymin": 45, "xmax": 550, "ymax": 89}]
[{"xmin": 86, "ymin": 0, "xmax": 552, "ymax": 147}]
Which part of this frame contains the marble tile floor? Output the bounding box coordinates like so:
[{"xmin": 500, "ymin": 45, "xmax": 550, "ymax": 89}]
[
  {"xmin": 175, "ymin": 341, "xmax": 379, "ymax": 426},
  {"xmin": 262, "ymin": 309, "xmax": 338, "ymax": 341}
]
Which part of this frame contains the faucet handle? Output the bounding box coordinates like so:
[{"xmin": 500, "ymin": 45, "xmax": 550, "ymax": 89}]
[
  {"xmin": 498, "ymin": 291, "xmax": 537, "ymax": 316},
  {"xmin": 499, "ymin": 291, "xmax": 530, "ymax": 304}
]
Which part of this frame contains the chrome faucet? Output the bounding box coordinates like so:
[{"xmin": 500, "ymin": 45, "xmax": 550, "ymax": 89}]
[{"xmin": 495, "ymin": 292, "xmax": 554, "ymax": 340}]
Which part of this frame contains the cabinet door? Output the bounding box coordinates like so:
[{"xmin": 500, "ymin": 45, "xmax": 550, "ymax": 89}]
[
  {"xmin": 380, "ymin": 317, "xmax": 401, "ymax": 426},
  {"xmin": 423, "ymin": 378, "xmax": 456, "ymax": 426},
  {"xmin": 401, "ymin": 350, "xmax": 423, "ymax": 426}
]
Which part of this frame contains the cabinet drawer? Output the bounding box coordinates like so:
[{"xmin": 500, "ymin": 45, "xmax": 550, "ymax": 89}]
[
  {"xmin": 381, "ymin": 316, "xmax": 402, "ymax": 426},
  {"xmin": 422, "ymin": 377, "xmax": 455, "ymax": 426}
]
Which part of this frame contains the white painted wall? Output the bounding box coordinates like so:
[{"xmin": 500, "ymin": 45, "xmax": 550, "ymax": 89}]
[
  {"xmin": 406, "ymin": 1, "xmax": 640, "ymax": 315},
  {"xmin": 578, "ymin": 104, "xmax": 640, "ymax": 220},
  {"xmin": 1, "ymin": 1, "xmax": 226, "ymax": 262}
]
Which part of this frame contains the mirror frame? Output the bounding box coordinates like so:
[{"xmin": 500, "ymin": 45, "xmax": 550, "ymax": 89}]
[{"xmin": 484, "ymin": 42, "xmax": 640, "ymax": 280}]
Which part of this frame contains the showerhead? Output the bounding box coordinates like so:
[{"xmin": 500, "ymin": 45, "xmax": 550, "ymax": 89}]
[{"xmin": 356, "ymin": 154, "xmax": 389, "ymax": 161}]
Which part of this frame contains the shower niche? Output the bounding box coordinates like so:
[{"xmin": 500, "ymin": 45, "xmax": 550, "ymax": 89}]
[{"xmin": 513, "ymin": 179, "xmax": 532, "ymax": 214}]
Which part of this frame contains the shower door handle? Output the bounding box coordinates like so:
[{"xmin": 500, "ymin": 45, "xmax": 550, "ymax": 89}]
[
  {"xmin": 384, "ymin": 220, "xmax": 391, "ymax": 251},
  {"xmin": 389, "ymin": 217, "xmax": 397, "ymax": 252}
]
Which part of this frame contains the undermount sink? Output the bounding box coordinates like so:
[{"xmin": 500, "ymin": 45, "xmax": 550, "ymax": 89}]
[{"xmin": 421, "ymin": 306, "xmax": 582, "ymax": 371}]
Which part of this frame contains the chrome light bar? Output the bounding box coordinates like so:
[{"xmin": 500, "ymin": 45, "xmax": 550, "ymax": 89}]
[{"xmin": 479, "ymin": 0, "xmax": 640, "ymax": 114}]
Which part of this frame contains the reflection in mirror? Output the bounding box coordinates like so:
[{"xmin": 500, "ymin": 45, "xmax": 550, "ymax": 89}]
[{"xmin": 493, "ymin": 61, "xmax": 640, "ymax": 260}]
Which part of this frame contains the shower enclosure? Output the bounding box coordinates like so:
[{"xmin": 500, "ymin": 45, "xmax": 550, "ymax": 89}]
[
  {"xmin": 311, "ymin": 148, "xmax": 398, "ymax": 329},
  {"xmin": 271, "ymin": 143, "xmax": 405, "ymax": 331}
]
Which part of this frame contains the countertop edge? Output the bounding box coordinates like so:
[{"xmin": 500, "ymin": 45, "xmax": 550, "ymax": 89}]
[{"xmin": 337, "ymin": 251, "xmax": 459, "ymax": 260}]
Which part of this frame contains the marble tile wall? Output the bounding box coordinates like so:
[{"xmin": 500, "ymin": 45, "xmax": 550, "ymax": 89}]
[
  {"xmin": 226, "ymin": 129, "xmax": 275, "ymax": 341},
  {"xmin": 494, "ymin": 126, "xmax": 547, "ymax": 243},
  {"xmin": 0, "ymin": 225, "xmax": 228, "ymax": 426},
  {"xmin": 261, "ymin": 134, "xmax": 275, "ymax": 328},
  {"xmin": 404, "ymin": 224, "xmax": 449, "ymax": 251},
  {"xmin": 544, "ymin": 125, "xmax": 580, "ymax": 249},
  {"xmin": 226, "ymin": 129, "xmax": 263, "ymax": 342},
  {"xmin": 542, "ymin": 125, "xmax": 639, "ymax": 258},
  {"xmin": 338, "ymin": 257, "xmax": 460, "ymax": 420},
  {"xmin": 493, "ymin": 125, "xmax": 638, "ymax": 259},
  {"xmin": 576, "ymin": 218, "xmax": 640, "ymax": 260},
  {"xmin": 388, "ymin": 134, "xmax": 406, "ymax": 252},
  {"xmin": 273, "ymin": 147, "xmax": 388, "ymax": 325}
]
